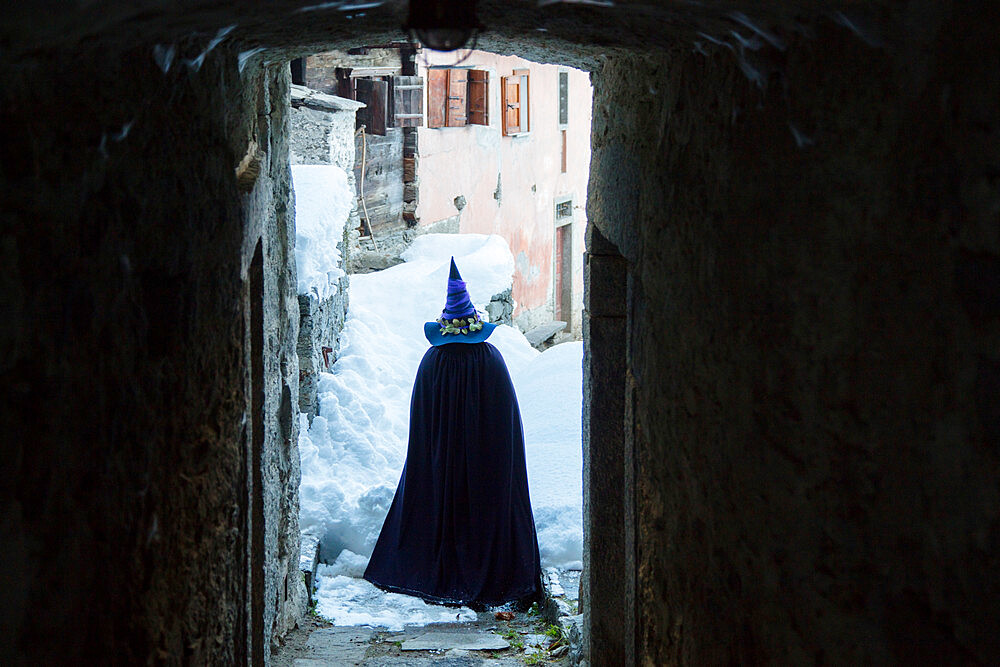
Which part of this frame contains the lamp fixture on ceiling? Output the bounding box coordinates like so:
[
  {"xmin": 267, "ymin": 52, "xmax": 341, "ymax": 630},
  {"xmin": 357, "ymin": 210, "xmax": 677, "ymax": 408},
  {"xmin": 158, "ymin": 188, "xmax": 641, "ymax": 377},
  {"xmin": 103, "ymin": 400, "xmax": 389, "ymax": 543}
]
[{"xmin": 405, "ymin": 0, "xmax": 482, "ymax": 51}]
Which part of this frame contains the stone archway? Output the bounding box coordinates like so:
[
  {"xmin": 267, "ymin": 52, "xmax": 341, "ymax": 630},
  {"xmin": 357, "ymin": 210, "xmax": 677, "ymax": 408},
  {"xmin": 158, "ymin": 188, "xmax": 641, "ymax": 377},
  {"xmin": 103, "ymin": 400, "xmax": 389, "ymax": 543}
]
[{"xmin": 3, "ymin": 2, "xmax": 999, "ymax": 664}]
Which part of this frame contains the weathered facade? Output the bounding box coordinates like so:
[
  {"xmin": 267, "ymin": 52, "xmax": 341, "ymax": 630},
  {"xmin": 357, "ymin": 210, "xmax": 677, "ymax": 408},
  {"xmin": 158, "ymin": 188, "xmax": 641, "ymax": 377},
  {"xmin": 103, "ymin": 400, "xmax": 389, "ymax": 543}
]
[
  {"xmin": 1, "ymin": 1, "xmax": 998, "ymax": 665},
  {"xmin": 416, "ymin": 51, "xmax": 592, "ymax": 335},
  {"xmin": 302, "ymin": 47, "xmax": 423, "ymax": 265}
]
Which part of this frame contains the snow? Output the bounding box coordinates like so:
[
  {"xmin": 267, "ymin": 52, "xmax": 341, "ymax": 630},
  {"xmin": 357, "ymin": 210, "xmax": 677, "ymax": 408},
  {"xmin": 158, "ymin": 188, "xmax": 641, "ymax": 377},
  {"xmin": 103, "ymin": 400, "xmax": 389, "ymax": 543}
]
[
  {"xmin": 299, "ymin": 233, "xmax": 582, "ymax": 627},
  {"xmin": 514, "ymin": 341, "xmax": 584, "ymax": 570},
  {"xmin": 292, "ymin": 164, "xmax": 352, "ymax": 299}
]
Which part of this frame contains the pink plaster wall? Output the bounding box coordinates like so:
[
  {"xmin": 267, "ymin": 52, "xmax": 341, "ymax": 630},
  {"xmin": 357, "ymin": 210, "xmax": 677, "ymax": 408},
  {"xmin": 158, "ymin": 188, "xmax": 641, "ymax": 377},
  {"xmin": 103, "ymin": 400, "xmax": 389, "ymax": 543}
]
[{"xmin": 416, "ymin": 51, "xmax": 591, "ymax": 333}]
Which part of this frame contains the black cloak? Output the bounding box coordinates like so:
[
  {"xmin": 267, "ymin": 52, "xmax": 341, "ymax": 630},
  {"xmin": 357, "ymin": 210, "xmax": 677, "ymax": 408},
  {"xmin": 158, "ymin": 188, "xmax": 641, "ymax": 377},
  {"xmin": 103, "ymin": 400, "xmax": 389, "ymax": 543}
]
[{"xmin": 363, "ymin": 341, "xmax": 543, "ymax": 607}]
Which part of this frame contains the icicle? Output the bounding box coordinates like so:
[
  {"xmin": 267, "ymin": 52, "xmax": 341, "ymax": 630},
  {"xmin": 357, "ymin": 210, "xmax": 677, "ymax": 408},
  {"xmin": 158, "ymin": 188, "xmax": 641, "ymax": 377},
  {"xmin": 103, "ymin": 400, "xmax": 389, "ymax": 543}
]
[
  {"xmin": 730, "ymin": 30, "xmax": 763, "ymax": 52},
  {"xmin": 297, "ymin": 1, "xmax": 382, "ymax": 12},
  {"xmin": 832, "ymin": 11, "xmax": 882, "ymax": 47},
  {"xmin": 111, "ymin": 120, "xmax": 134, "ymax": 142},
  {"xmin": 98, "ymin": 119, "xmax": 135, "ymax": 159},
  {"xmin": 153, "ymin": 43, "xmax": 176, "ymax": 73},
  {"xmin": 238, "ymin": 47, "xmax": 267, "ymax": 73},
  {"xmin": 696, "ymin": 31, "xmax": 734, "ymax": 51},
  {"xmin": 788, "ymin": 123, "xmax": 815, "ymax": 148},
  {"xmin": 737, "ymin": 55, "xmax": 765, "ymax": 89},
  {"xmin": 538, "ymin": 0, "xmax": 615, "ymax": 7},
  {"xmin": 184, "ymin": 24, "xmax": 237, "ymax": 72},
  {"xmin": 729, "ymin": 11, "xmax": 786, "ymax": 51}
]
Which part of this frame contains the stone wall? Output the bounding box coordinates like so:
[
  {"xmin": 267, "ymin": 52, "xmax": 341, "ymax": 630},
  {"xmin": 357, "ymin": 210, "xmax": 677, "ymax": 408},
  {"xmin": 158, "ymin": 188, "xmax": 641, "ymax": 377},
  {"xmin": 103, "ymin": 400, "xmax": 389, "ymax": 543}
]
[
  {"xmin": 297, "ymin": 291, "xmax": 348, "ymax": 418},
  {"xmin": 248, "ymin": 64, "xmax": 307, "ymax": 654},
  {"xmin": 586, "ymin": 7, "xmax": 1000, "ymax": 663},
  {"xmin": 289, "ymin": 86, "xmax": 358, "ymax": 417},
  {"xmin": 0, "ymin": 45, "xmax": 303, "ymax": 664},
  {"xmin": 1, "ymin": 2, "xmax": 998, "ymax": 666}
]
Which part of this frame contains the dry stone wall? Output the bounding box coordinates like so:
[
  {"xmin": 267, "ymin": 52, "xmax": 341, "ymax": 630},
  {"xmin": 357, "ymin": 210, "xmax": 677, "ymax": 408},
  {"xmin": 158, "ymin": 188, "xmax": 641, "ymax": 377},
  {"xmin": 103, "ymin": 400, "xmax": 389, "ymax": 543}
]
[{"xmin": 289, "ymin": 87, "xmax": 358, "ymax": 418}]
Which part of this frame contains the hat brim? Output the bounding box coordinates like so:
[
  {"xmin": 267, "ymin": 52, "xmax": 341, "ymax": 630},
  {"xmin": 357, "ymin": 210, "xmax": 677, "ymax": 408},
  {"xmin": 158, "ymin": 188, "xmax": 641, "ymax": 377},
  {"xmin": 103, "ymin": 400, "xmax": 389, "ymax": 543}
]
[{"xmin": 424, "ymin": 321, "xmax": 497, "ymax": 346}]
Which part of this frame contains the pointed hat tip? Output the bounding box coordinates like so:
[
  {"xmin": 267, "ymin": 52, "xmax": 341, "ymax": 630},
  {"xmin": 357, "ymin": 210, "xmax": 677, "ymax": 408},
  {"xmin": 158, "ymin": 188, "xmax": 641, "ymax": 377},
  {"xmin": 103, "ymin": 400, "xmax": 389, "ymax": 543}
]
[{"xmin": 449, "ymin": 256, "xmax": 462, "ymax": 281}]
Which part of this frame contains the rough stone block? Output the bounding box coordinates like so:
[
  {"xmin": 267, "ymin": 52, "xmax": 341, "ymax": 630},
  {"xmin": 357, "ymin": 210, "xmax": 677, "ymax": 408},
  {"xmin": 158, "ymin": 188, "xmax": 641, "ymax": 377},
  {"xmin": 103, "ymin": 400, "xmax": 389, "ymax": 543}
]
[{"xmin": 584, "ymin": 253, "xmax": 626, "ymax": 318}]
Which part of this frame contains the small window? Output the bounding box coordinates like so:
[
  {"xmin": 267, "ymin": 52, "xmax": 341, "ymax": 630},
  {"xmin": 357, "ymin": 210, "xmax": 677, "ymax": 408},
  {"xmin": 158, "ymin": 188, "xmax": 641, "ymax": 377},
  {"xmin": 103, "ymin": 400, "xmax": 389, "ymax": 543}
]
[
  {"xmin": 502, "ymin": 69, "xmax": 530, "ymax": 136},
  {"xmin": 558, "ymin": 71, "xmax": 568, "ymax": 128},
  {"xmin": 555, "ymin": 197, "xmax": 573, "ymax": 222},
  {"xmin": 427, "ymin": 68, "xmax": 490, "ymax": 129}
]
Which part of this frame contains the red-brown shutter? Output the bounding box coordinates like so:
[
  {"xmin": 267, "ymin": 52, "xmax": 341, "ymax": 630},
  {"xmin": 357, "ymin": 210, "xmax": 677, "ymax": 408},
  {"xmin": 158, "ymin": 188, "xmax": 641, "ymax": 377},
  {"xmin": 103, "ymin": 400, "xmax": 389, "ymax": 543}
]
[
  {"xmin": 391, "ymin": 75, "xmax": 423, "ymax": 127},
  {"xmin": 502, "ymin": 75, "xmax": 521, "ymax": 135},
  {"xmin": 426, "ymin": 68, "xmax": 448, "ymax": 128},
  {"xmin": 355, "ymin": 78, "xmax": 388, "ymax": 136},
  {"xmin": 468, "ymin": 69, "xmax": 489, "ymax": 126},
  {"xmin": 445, "ymin": 68, "xmax": 468, "ymax": 127}
]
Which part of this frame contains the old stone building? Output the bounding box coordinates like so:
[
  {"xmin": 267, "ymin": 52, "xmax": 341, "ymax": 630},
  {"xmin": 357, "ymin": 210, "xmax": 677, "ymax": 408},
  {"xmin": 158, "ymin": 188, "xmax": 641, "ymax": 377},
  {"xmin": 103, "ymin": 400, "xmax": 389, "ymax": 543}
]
[{"xmin": 1, "ymin": 1, "xmax": 998, "ymax": 665}]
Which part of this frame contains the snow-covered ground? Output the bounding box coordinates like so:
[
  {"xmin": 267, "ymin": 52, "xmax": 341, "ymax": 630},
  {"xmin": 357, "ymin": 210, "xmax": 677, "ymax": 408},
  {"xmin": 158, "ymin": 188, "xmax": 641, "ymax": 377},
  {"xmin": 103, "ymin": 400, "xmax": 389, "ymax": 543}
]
[{"xmin": 297, "ymin": 232, "xmax": 583, "ymax": 629}]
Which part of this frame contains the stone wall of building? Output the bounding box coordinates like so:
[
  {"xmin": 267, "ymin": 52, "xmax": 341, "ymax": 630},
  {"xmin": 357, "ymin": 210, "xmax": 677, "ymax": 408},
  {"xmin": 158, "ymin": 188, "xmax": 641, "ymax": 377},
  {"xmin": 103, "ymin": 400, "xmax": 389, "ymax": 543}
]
[
  {"xmin": 247, "ymin": 64, "xmax": 307, "ymax": 653},
  {"xmin": 2, "ymin": 2, "xmax": 998, "ymax": 666},
  {"xmin": 0, "ymin": 46, "xmax": 304, "ymax": 664},
  {"xmin": 586, "ymin": 7, "xmax": 1000, "ymax": 663}
]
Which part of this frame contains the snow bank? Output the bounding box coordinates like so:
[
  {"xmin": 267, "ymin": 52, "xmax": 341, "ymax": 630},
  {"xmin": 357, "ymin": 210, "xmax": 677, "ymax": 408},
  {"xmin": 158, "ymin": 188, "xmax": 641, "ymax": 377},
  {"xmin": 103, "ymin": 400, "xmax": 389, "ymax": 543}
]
[
  {"xmin": 292, "ymin": 164, "xmax": 352, "ymax": 299},
  {"xmin": 514, "ymin": 341, "xmax": 584, "ymax": 570},
  {"xmin": 315, "ymin": 555, "xmax": 477, "ymax": 630},
  {"xmin": 299, "ymin": 233, "xmax": 583, "ymax": 626}
]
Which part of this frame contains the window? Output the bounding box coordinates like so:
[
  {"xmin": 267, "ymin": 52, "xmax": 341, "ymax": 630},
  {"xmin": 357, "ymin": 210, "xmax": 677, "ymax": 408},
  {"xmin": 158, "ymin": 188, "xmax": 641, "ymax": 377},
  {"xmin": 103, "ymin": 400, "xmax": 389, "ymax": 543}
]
[
  {"xmin": 349, "ymin": 74, "xmax": 425, "ymax": 135},
  {"xmin": 558, "ymin": 70, "xmax": 568, "ymax": 128},
  {"xmin": 502, "ymin": 68, "xmax": 530, "ymax": 136},
  {"xmin": 426, "ymin": 68, "xmax": 489, "ymax": 129},
  {"xmin": 558, "ymin": 70, "xmax": 568, "ymax": 171},
  {"xmin": 555, "ymin": 197, "xmax": 573, "ymax": 221}
]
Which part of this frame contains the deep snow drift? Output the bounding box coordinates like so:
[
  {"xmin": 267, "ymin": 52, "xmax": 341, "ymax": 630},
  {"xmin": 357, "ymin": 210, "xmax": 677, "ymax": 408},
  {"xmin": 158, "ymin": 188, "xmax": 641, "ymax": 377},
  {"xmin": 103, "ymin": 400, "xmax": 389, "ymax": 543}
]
[
  {"xmin": 292, "ymin": 164, "xmax": 351, "ymax": 299},
  {"xmin": 297, "ymin": 233, "xmax": 582, "ymax": 627}
]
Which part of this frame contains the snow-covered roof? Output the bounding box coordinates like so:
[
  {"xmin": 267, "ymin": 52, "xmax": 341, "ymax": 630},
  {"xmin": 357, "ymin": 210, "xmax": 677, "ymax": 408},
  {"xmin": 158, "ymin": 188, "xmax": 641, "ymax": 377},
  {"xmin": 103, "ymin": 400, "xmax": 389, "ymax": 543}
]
[{"xmin": 290, "ymin": 84, "xmax": 366, "ymax": 112}]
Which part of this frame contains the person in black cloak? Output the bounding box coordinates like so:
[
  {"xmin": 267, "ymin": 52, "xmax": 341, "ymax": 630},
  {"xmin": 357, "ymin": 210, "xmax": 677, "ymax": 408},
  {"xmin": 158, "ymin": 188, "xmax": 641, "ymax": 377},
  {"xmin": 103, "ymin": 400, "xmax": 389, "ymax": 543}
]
[{"xmin": 363, "ymin": 257, "xmax": 543, "ymax": 608}]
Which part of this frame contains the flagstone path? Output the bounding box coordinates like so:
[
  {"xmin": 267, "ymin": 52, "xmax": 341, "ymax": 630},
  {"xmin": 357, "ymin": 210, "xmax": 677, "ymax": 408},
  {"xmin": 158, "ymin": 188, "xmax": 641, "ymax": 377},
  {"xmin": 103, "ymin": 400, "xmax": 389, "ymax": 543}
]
[{"xmin": 273, "ymin": 571, "xmax": 581, "ymax": 666}]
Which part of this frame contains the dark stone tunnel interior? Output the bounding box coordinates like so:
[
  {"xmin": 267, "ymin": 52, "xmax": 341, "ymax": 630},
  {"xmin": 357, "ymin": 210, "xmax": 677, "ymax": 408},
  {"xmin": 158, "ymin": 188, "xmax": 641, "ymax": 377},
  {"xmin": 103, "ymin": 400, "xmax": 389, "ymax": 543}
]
[{"xmin": 1, "ymin": 1, "xmax": 998, "ymax": 664}]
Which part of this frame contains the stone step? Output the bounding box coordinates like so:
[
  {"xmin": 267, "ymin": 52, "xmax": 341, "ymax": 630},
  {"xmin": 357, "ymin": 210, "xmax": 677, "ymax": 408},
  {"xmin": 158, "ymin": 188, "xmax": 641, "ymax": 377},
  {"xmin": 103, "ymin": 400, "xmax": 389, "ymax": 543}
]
[{"xmin": 524, "ymin": 321, "xmax": 567, "ymax": 348}]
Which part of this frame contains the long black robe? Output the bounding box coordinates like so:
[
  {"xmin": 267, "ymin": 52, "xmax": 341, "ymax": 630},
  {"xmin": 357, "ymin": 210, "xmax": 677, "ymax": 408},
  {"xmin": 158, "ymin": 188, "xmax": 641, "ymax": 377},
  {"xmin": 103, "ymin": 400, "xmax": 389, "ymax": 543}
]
[{"xmin": 363, "ymin": 341, "xmax": 542, "ymax": 607}]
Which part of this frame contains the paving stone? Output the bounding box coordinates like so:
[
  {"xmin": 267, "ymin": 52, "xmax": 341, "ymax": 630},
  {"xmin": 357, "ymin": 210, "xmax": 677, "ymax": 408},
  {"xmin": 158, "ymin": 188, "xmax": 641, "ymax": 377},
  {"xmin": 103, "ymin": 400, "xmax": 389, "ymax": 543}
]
[
  {"xmin": 522, "ymin": 633, "xmax": 550, "ymax": 648},
  {"xmin": 360, "ymin": 658, "xmax": 521, "ymax": 667},
  {"xmin": 400, "ymin": 630, "xmax": 509, "ymax": 651},
  {"xmin": 300, "ymin": 626, "xmax": 372, "ymax": 664}
]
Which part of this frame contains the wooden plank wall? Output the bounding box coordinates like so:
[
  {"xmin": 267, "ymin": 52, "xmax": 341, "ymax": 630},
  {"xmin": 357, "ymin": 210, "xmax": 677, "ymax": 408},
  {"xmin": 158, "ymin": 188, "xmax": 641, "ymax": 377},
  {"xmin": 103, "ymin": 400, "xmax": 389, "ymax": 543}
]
[{"xmin": 354, "ymin": 127, "xmax": 405, "ymax": 235}]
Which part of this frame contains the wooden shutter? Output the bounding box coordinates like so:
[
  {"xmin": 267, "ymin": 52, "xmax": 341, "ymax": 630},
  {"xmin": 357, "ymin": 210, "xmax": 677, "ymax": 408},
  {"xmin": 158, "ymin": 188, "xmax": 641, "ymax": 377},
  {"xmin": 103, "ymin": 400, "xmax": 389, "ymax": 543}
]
[
  {"xmin": 426, "ymin": 68, "xmax": 448, "ymax": 128},
  {"xmin": 468, "ymin": 69, "xmax": 489, "ymax": 126},
  {"xmin": 335, "ymin": 67, "xmax": 353, "ymax": 99},
  {"xmin": 445, "ymin": 68, "xmax": 468, "ymax": 127},
  {"xmin": 502, "ymin": 75, "xmax": 521, "ymax": 135},
  {"xmin": 355, "ymin": 78, "xmax": 388, "ymax": 136},
  {"xmin": 391, "ymin": 75, "xmax": 423, "ymax": 127}
]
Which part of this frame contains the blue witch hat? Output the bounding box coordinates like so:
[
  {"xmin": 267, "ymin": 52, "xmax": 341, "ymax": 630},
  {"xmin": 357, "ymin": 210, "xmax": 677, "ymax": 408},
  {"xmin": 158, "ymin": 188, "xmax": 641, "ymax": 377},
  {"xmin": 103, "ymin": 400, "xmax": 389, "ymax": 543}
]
[{"xmin": 424, "ymin": 257, "xmax": 498, "ymax": 346}]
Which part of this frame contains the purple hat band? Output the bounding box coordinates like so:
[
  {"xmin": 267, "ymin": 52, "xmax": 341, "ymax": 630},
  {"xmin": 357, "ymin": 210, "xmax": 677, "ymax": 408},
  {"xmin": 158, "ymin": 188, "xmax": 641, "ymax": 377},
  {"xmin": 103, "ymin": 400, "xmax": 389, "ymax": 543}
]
[{"xmin": 440, "ymin": 258, "xmax": 477, "ymax": 319}]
